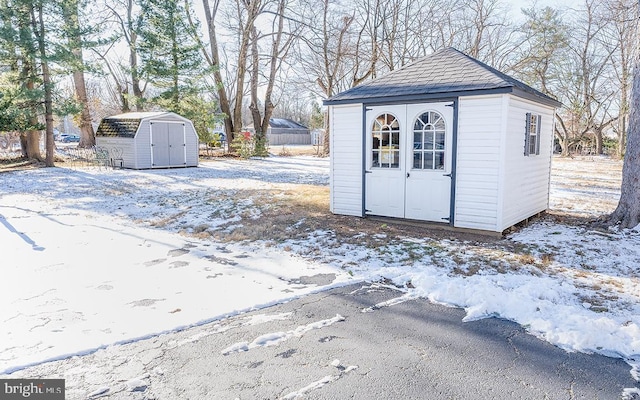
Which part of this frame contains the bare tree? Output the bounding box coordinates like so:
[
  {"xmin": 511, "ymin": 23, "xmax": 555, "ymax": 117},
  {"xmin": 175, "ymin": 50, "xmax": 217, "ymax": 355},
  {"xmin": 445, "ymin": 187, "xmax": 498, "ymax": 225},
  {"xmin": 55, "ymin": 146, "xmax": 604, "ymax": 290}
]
[
  {"xmin": 61, "ymin": 0, "xmax": 95, "ymax": 148},
  {"xmin": 92, "ymin": 49, "xmax": 132, "ymax": 113},
  {"xmin": 230, "ymin": 0, "xmax": 263, "ymax": 143},
  {"xmin": 553, "ymin": 0, "xmax": 618, "ymax": 155},
  {"xmin": 199, "ymin": 0, "xmax": 235, "ymax": 141},
  {"xmin": 449, "ymin": 0, "xmax": 515, "ymax": 67},
  {"xmin": 510, "ymin": 6, "xmax": 569, "ymax": 154},
  {"xmin": 608, "ymin": 0, "xmax": 640, "ymax": 228},
  {"xmin": 248, "ymin": 0, "xmax": 298, "ymax": 155},
  {"xmin": 106, "ymin": 0, "xmax": 146, "ymax": 111},
  {"xmin": 605, "ymin": 0, "xmax": 637, "ymax": 157}
]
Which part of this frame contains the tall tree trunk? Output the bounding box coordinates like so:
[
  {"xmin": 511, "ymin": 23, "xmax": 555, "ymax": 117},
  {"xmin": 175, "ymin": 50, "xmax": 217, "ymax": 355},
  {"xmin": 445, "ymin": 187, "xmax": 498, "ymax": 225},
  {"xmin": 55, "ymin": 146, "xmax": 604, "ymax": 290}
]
[
  {"xmin": 249, "ymin": 0, "xmax": 287, "ymax": 157},
  {"xmin": 127, "ymin": 0, "xmax": 144, "ymax": 111},
  {"xmin": 594, "ymin": 129, "xmax": 603, "ymax": 155},
  {"xmin": 32, "ymin": 0, "xmax": 54, "ymax": 166},
  {"xmin": 23, "ymin": 79, "xmax": 41, "ymax": 161},
  {"xmin": 171, "ymin": 22, "xmax": 180, "ymax": 110},
  {"xmin": 232, "ymin": 10, "xmax": 254, "ymax": 142},
  {"xmin": 619, "ymin": 115, "xmax": 627, "ymax": 157},
  {"xmin": 62, "ymin": 0, "xmax": 95, "ymax": 148},
  {"xmin": 202, "ymin": 0, "xmax": 234, "ymax": 142},
  {"xmin": 130, "ymin": 47, "xmax": 144, "ymax": 111},
  {"xmin": 72, "ymin": 68, "xmax": 94, "ymax": 147},
  {"xmin": 249, "ymin": 26, "xmax": 263, "ymax": 151},
  {"xmin": 16, "ymin": 3, "xmax": 42, "ymax": 162},
  {"xmin": 609, "ymin": 31, "xmax": 640, "ymax": 228}
]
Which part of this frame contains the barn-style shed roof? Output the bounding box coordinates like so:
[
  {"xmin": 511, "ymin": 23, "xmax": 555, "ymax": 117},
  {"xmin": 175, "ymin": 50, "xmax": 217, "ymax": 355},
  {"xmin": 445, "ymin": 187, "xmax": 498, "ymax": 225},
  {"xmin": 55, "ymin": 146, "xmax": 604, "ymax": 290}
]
[
  {"xmin": 324, "ymin": 47, "xmax": 562, "ymax": 108},
  {"xmin": 95, "ymin": 112, "xmax": 180, "ymax": 138}
]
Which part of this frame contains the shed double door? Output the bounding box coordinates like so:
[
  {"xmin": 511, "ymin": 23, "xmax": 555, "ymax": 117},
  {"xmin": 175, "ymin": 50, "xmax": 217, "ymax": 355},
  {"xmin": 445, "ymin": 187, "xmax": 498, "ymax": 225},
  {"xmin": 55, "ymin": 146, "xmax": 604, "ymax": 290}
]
[
  {"xmin": 365, "ymin": 102, "xmax": 453, "ymax": 222},
  {"xmin": 150, "ymin": 121, "xmax": 186, "ymax": 167}
]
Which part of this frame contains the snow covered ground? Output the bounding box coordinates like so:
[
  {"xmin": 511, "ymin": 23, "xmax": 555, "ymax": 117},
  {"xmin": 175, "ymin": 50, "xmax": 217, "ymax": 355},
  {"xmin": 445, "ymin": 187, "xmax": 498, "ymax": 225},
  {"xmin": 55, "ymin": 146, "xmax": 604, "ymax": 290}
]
[{"xmin": 1, "ymin": 155, "xmax": 639, "ymax": 390}]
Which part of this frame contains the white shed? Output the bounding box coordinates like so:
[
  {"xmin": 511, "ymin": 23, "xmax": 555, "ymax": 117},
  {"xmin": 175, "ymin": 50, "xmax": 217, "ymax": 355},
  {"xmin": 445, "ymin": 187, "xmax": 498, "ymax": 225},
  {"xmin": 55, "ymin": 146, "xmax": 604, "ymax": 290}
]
[
  {"xmin": 324, "ymin": 48, "xmax": 562, "ymax": 234},
  {"xmin": 95, "ymin": 111, "xmax": 199, "ymax": 169}
]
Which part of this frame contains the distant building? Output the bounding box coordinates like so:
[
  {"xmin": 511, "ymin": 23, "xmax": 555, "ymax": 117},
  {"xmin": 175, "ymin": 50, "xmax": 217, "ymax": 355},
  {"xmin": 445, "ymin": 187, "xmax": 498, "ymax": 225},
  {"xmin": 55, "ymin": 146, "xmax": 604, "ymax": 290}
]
[{"xmin": 246, "ymin": 118, "xmax": 311, "ymax": 145}]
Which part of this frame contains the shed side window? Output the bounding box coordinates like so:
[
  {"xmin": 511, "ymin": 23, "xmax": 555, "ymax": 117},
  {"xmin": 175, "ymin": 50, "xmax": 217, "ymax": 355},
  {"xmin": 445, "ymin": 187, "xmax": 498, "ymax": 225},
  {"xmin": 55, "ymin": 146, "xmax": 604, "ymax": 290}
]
[{"xmin": 524, "ymin": 113, "xmax": 541, "ymax": 156}]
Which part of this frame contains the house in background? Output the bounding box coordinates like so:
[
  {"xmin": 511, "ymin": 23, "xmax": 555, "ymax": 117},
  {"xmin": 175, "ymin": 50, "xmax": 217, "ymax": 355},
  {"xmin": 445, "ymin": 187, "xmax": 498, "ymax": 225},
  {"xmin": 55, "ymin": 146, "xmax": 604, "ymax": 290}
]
[
  {"xmin": 246, "ymin": 118, "xmax": 311, "ymax": 146},
  {"xmin": 95, "ymin": 111, "xmax": 198, "ymax": 169},
  {"xmin": 324, "ymin": 47, "xmax": 562, "ymax": 234}
]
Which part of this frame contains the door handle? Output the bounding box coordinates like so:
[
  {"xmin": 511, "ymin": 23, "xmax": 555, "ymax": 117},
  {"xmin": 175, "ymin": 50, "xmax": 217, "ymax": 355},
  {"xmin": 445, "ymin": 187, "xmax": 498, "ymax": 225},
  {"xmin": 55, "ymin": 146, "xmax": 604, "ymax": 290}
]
[
  {"xmin": 407, "ymin": 172, "xmax": 410, "ymax": 178},
  {"xmin": 443, "ymin": 173, "xmax": 452, "ymax": 177}
]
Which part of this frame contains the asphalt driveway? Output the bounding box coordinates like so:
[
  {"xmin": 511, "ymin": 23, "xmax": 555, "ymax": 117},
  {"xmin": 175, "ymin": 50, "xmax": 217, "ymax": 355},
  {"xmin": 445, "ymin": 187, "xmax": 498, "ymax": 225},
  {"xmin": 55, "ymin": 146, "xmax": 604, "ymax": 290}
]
[{"xmin": 4, "ymin": 283, "xmax": 637, "ymax": 399}]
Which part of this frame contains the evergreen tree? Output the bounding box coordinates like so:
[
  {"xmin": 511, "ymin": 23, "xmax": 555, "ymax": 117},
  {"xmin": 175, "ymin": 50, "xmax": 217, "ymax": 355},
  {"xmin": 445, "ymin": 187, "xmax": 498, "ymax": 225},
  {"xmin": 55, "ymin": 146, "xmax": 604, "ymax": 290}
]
[
  {"xmin": 0, "ymin": 0, "xmax": 45, "ymax": 161},
  {"xmin": 138, "ymin": 0, "xmax": 204, "ymax": 111}
]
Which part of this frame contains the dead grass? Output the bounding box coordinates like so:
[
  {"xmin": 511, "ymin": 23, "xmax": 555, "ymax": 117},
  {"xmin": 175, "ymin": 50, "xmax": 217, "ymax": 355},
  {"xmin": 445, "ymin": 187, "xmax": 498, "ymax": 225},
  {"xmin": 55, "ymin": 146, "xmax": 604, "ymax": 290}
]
[
  {"xmin": 0, "ymin": 157, "xmax": 44, "ymax": 172},
  {"xmin": 271, "ymin": 145, "xmax": 321, "ymax": 157},
  {"xmin": 206, "ymin": 184, "xmax": 331, "ymax": 243},
  {"xmin": 5, "ymin": 153, "xmax": 626, "ymax": 283}
]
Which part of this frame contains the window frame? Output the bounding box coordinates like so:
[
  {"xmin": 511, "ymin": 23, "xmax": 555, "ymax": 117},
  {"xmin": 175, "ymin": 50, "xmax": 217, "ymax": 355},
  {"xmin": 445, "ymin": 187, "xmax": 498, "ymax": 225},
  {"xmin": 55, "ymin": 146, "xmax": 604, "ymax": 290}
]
[
  {"xmin": 412, "ymin": 110, "xmax": 446, "ymax": 170},
  {"xmin": 371, "ymin": 113, "xmax": 401, "ymax": 169},
  {"xmin": 524, "ymin": 113, "xmax": 541, "ymax": 156}
]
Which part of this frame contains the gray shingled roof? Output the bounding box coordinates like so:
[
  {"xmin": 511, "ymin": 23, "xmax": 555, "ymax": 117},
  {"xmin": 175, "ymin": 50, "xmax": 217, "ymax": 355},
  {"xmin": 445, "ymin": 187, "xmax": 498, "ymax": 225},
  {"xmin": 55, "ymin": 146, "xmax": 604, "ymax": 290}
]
[
  {"xmin": 95, "ymin": 118, "xmax": 141, "ymax": 138},
  {"xmin": 269, "ymin": 118, "xmax": 308, "ymax": 130},
  {"xmin": 324, "ymin": 47, "xmax": 561, "ymax": 107}
]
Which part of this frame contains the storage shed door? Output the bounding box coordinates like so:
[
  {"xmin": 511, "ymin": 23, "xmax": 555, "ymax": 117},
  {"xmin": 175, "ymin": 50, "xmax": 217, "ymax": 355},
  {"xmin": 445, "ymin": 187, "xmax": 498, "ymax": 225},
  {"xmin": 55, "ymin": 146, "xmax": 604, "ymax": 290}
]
[
  {"xmin": 150, "ymin": 121, "xmax": 186, "ymax": 167},
  {"xmin": 365, "ymin": 102, "xmax": 453, "ymax": 222}
]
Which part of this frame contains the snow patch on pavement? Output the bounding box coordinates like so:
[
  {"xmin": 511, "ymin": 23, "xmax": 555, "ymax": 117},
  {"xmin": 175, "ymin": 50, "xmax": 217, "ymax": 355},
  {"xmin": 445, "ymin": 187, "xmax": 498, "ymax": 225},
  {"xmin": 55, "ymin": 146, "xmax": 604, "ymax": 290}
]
[
  {"xmin": 280, "ymin": 359, "xmax": 358, "ymax": 399},
  {"xmin": 221, "ymin": 314, "xmax": 345, "ymax": 355}
]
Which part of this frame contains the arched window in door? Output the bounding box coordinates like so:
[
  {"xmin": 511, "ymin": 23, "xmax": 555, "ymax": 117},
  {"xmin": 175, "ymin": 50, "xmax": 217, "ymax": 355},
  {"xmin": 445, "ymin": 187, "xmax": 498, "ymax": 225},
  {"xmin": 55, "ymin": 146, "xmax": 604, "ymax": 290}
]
[
  {"xmin": 371, "ymin": 113, "xmax": 400, "ymax": 168},
  {"xmin": 412, "ymin": 111, "xmax": 445, "ymax": 170}
]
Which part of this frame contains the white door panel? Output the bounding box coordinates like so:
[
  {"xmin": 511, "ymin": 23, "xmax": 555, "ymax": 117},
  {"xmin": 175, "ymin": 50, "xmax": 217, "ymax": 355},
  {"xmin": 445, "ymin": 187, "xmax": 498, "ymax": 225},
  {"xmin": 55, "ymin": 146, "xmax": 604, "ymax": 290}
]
[
  {"xmin": 364, "ymin": 102, "xmax": 453, "ymax": 223},
  {"xmin": 366, "ymin": 172, "xmax": 405, "ymax": 218},
  {"xmin": 404, "ymin": 103, "xmax": 453, "ymax": 221},
  {"xmin": 365, "ymin": 105, "xmax": 405, "ymax": 217}
]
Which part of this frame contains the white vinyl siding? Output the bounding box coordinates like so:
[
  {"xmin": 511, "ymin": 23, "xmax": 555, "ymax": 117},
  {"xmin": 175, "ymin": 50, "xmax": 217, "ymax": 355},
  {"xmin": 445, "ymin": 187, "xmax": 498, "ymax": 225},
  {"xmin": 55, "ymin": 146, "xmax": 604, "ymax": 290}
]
[
  {"xmin": 330, "ymin": 104, "xmax": 364, "ymax": 216},
  {"xmin": 454, "ymin": 95, "xmax": 503, "ymax": 231},
  {"xmin": 94, "ymin": 137, "xmax": 136, "ymax": 168},
  {"xmin": 500, "ymin": 96, "xmax": 554, "ymax": 230},
  {"xmin": 134, "ymin": 121, "xmax": 152, "ymax": 169},
  {"xmin": 328, "ymin": 94, "xmax": 556, "ymax": 234}
]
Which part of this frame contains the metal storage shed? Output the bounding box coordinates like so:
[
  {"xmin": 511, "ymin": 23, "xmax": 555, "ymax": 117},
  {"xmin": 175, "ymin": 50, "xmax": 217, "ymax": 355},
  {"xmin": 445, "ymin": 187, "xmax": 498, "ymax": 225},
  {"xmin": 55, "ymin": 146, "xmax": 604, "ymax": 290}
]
[
  {"xmin": 95, "ymin": 111, "xmax": 199, "ymax": 169},
  {"xmin": 324, "ymin": 47, "xmax": 562, "ymax": 234}
]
